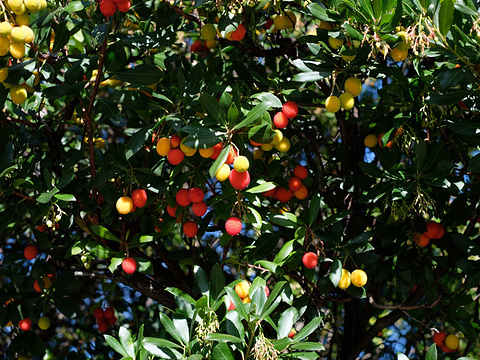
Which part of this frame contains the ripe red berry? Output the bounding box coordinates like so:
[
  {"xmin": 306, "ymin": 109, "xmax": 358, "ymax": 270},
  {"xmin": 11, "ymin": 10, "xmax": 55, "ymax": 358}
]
[
  {"xmin": 275, "ymin": 187, "xmax": 293, "ymax": 202},
  {"xmin": 183, "ymin": 221, "xmax": 198, "ymax": 237},
  {"xmin": 288, "ymin": 177, "xmax": 302, "ymax": 192},
  {"xmin": 166, "ymin": 204, "xmax": 178, "ymax": 217},
  {"xmin": 176, "ymin": 189, "xmax": 191, "ymax": 207},
  {"xmin": 122, "ymin": 257, "xmax": 137, "ymax": 274},
  {"xmin": 192, "ymin": 201, "xmax": 208, "ymax": 217},
  {"xmin": 106, "ymin": 315, "xmax": 117, "ymax": 326},
  {"xmin": 116, "ymin": 0, "xmax": 130, "ymax": 12},
  {"xmin": 262, "ymin": 187, "xmax": 276, "ymax": 197},
  {"xmin": 24, "ymin": 245, "xmax": 38, "ymax": 260},
  {"xmin": 19, "ymin": 318, "xmax": 33, "ymax": 331},
  {"xmin": 273, "ymin": 112, "xmax": 289, "ymax": 129},
  {"xmin": 93, "ymin": 307, "xmax": 105, "ymax": 319},
  {"xmin": 423, "ymin": 221, "xmax": 444, "ymax": 239},
  {"xmin": 288, "ymin": 329, "xmax": 296, "ymax": 339},
  {"xmin": 99, "ymin": 0, "xmax": 117, "ymax": 17},
  {"xmin": 191, "ymin": 40, "xmax": 208, "ymax": 53},
  {"xmin": 225, "ymin": 147, "xmax": 238, "ymax": 165},
  {"xmin": 231, "ymin": 23, "xmax": 246, "ymax": 41},
  {"xmin": 210, "ymin": 143, "xmax": 223, "ymax": 159},
  {"xmin": 131, "ymin": 189, "xmax": 147, "ymax": 208},
  {"xmin": 282, "ymin": 101, "xmax": 299, "ymax": 119},
  {"xmin": 228, "ymin": 169, "xmax": 250, "ymax": 190},
  {"xmin": 433, "ymin": 331, "xmax": 447, "ymax": 347},
  {"xmin": 225, "ymin": 217, "xmax": 242, "ymax": 236},
  {"xmin": 293, "ymin": 165, "xmax": 308, "ymax": 180},
  {"xmin": 170, "ymin": 134, "xmax": 181, "ymax": 148},
  {"xmin": 167, "ymin": 148, "xmax": 184, "ymax": 165},
  {"xmin": 188, "ymin": 187, "xmax": 205, "ymax": 203},
  {"xmin": 103, "ymin": 307, "xmax": 115, "ymax": 318},
  {"xmin": 302, "ymin": 252, "xmax": 318, "ymax": 269},
  {"xmin": 97, "ymin": 318, "xmax": 109, "ymax": 333}
]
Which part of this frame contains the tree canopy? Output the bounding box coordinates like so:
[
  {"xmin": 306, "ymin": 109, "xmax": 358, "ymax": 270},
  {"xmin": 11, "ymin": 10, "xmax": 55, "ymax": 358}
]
[{"xmin": 1, "ymin": 0, "xmax": 480, "ymax": 359}]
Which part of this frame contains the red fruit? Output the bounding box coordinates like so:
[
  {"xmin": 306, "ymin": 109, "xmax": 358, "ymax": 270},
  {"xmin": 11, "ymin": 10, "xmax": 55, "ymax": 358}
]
[
  {"xmin": 97, "ymin": 318, "xmax": 109, "ymax": 333},
  {"xmin": 288, "ymin": 329, "xmax": 296, "ymax": 339},
  {"xmin": 293, "ymin": 165, "xmax": 308, "ymax": 180},
  {"xmin": 93, "ymin": 307, "xmax": 105, "ymax": 319},
  {"xmin": 166, "ymin": 204, "xmax": 178, "ymax": 217},
  {"xmin": 103, "ymin": 307, "xmax": 115, "ymax": 318},
  {"xmin": 99, "ymin": 0, "xmax": 117, "ymax": 17},
  {"xmin": 288, "ymin": 177, "xmax": 302, "ymax": 192},
  {"xmin": 225, "ymin": 217, "xmax": 242, "ymax": 236},
  {"xmin": 250, "ymin": 139, "xmax": 263, "ymax": 146},
  {"xmin": 106, "ymin": 315, "xmax": 117, "ymax": 326},
  {"xmin": 302, "ymin": 252, "xmax": 318, "ymax": 269},
  {"xmin": 423, "ymin": 221, "xmax": 444, "ymax": 239},
  {"xmin": 262, "ymin": 187, "xmax": 276, "ymax": 197},
  {"xmin": 36, "ymin": 225, "xmax": 47, "ymax": 232},
  {"xmin": 24, "ymin": 245, "xmax": 38, "ymax": 260},
  {"xmin": 228, "ymin": 169, "xmax": 250, "ymax": 190},
  {"xmin": 122, "ymin": 257, "xmax": 137, "ymax": 274},
  {"xmin": 225, "ymin": 147, "xmax": 238, "ymax": 165},
  {"xmin": 273, "ymin": 112, "xmax": 289, "ymax": 129},
  {"xmin": 433, "ymin": 331, "xmax": 447, "ymax": 347},
  {"xmin": 19, "ymin": 318, "xmax": 32, "ymax": 331},
  {"xmin": 282, "ymin": 101, "xmax": 299, "ymax": 119},
  {"xmin": 183, "ymin": 221, "xmax": 198, "ymax": 237},
  {"xmin": 414, "ymin": 232, "xmax": 430, "ymax": 247},
  {"xmin": 170, "ymin": 135, "xmax": 181, "ymax": 148},
  {"xmin": 116, "ymin": 0, "xmax": 130, "ymax": 12},
  {"xmin": 192, "ymin": 201, "xmax": 207, "ymax": 217},
  {"xmin": 228, "ymin": 299, "xmax": 236, "ymax": 311},
  {"xmin": 188, "ymin": 187, "xmax": 205, "ymax": 203},
  {"xmin": 210, "ymin": 143, "xmax": 223, "ymax": 159},
  {"xmin": 275, "ymin": 187, "xmax": 293, "ymax": 202},
  {"xmin": 231, "ymin": 23, "xmax": 246, "ymax": 41},
  {"xmin": 131, "ymin": 189, "xmax": 147, "ymax": 208},
  {"xmin": 264, "ymin": 286, "xmax": 270, "ymax": 297},
  {"xmin": 191, "ymin": 40, "xmax": 208, "ymax": 53},
  {"xmin": 167, "ymin": 148, "xmax": 184, "ymax": 165},
  {"xmin": 441, "ymin": 344, "xmax": 456, "ymax": 353},
  {"xmin": 176, "ymin": 189, "xmax": 191, "ymax": 207},
  {"xmin": 264, "ymin": 19, "xmax": 273, "ymax": 30}
]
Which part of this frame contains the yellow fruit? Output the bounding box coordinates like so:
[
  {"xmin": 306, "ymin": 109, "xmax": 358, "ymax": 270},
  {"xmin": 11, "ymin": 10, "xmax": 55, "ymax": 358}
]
[
  {"xmin": 275, "ymin": 137, "xmax": 291, "ymax": 152},
  {"xmin": 242, "ymin": 296, "xmax": 251, "ymax": 304},
  {"xmin": 38, "ymin": 316, "xmax": 50, "ymax": 330},
  {"xmin": 339, "ymin": 92, "xmax": 355, "ymax": 110},
  {"xmin": 328, "ymin": 36, "xmax": 344, "ymax": 50},
  {"xmin": 273, "ymin": 12, "xmax": 295, "ymax": 30},
  {"xmin": 156, "ymin": 137, "xmax": 171, "ymax": 156},
  {"xmin": 180, "ymin": 141, "xmax": 197, "ymax": 156},
  {"xmin": 234, "ymin": 280, "xmax": 250, "ymax": 298},
  {"xmin": 0, "ymin": 36, "xmax": 10, "ymax": 52},
  {"xmin": 350, "ymin": 269, "xmax": 368, "ymax": 287},
  {"xmin": 337, "ymin": 269, "xmax": 351, "ymax": 290},
  {"xmin": 15, "ymin": 13, "xmax": 30, "ymax": 26},
  {"xmin": 201, "ymin": 23, "xmax": 216, "ymax": 41},
  {"xmin": 344, "ymin": 77, "xmax": 362, "ymax": 97},
  {"xmin": 33, "ymin": 70, "xmax": 40, "ymax": 86},
  {"xmin": 284, "ymin": 11, "xmax": 296, "ymax": 28},
  {"xmin": 233, "ymin": 156, "xmax": 249, "ymax": 173},
  {"xmin": 215, "ymin": 163, "xmax": 231, "ymax": 182},
  {"xmin": 396, "ymin": 31, "xmax": 411, "ymax": 51},
  {"xmin": 94, "ymin": 138, "xmax": 106, "ymax": 149},
  {"xmin": 364, "ymin": 134, "xmax": 377, "ymax": 148},
  {"xmin": 318, "ymin": 21, "xmax": 333, "ymax": 30},
  {"xmin": 116, "ymin": 196, "xmax": 134, "ymax": 215},
  {"xmin": 205, "ymin": 40, "xmax": 217, "ymax": 49},
  {"xmin": 260, "ymin": 143, "xmax": 274, "ymax": 151},
  {"xmin": 24, "ymin": 0, "xmax": 41, "ymax": 12},
  {"xmin": 390, "ymin": 47, "xmax": 408, "ymax": 62},
  {"xmin": 9, "ymin": 41, "xmax": 25, "ymax": 58},
  {"xmin": 21, "ymin": 26, "xmax": 34, "ymax": 43},
  {"xmin": 341, "ymin": 54, "xmax": 356, "ymax": 62},
  {"xmin": 10, "ymin": 27, "xmax": 26, "ymax": 42},
  {"xmin": 253, "ymin": 148, "xmax": 263, "ymax": 159},
  {"xmin": 10, "ymin": 85, "xmax": 27, "ymax": 104},
  {"xmin": 39, "ymin": 0, "xmax": 47, "ymax": 10},
  {"xmin": 0, "ymin": 67, "xmax": 8, "ymax": 82},
  {"xmin": 0, "ymin": 22, "xmax": 13, "ymax": 36},
  {"xmin": 325, "ymin": 95, "xmax": 341, "ymax": 113},
  {"xmin": 270, "ymin": 129, "xmax": 283, "ymax": 145},
  {"xmin": 199, "ymin": 147, "xmax": 214, "ymax": 158},
  {"xmin": 445, "ymin": 334, "xmax": 459, "ymax": 350}
]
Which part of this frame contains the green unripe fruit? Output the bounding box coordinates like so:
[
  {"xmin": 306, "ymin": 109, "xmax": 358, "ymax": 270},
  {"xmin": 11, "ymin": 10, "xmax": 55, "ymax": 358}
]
[
  {"xmin": 38, "ymin": 316, "xmax": 50, "ymax": 330},
  {"xmin": 201, "ymin": 23, "xmax": 216, "ymax": 41}
]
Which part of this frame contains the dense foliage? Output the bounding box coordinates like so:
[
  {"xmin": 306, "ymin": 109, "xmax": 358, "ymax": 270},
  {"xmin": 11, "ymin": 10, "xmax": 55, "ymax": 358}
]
[{"xmin": 1, "ymin": 0, "xmax": 480, "ymax": 359}]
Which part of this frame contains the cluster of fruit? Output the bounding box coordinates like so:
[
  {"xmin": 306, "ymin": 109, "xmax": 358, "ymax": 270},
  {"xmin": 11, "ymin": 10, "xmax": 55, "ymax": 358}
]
[
  {"xmin": 99, "ymin": 0, "xmax": 131, "ymax": 17},
  {"xmin": 337, "ymin": 268, "xmax": 368, "ymax": 290},
  {"xmin": 262, "ymin": 164, "xmax": 309, "ymax": 202},
  {"xmin": 325, "ymin": 76, "xmax": 363, "ymax": 113},
  {"xmin": 169, "ymin": 186, "xmax": 207, "ymax": 238},
  {"xmin": 228, "ymin": 280, "xmax": 269, "ymax": 310},
  {"xmin": 156, "ymin": 134, "xmax": 222, "ymax": 165},
  {"xmin": 433, "ymin": 331, "xmax": 460, "ymax": 353},
  {"xmin": 0, "ymin": 67, "xmax": 40, "ymax": 104},
  {"xmin": 414, "ymin": 220, "xmax": 445, "ymax": 247},
  {"xmin": 115, "ymin": 189, "xmax": 148, "ymax": 215},
  {"xmin": 0, "ymin": 0, "xmax": 44, "ymax": 59},
  {"xmin": 93, "ymin": 306, "xmax": 117, "ymax": 333}
]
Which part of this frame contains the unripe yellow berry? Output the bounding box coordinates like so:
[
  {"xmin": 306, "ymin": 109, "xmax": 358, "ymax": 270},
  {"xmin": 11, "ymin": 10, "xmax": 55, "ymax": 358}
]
[
  {"xmin": 337, "ymin": 269, "xmax": 351, "ymax": 290},
  {"xmin": 270, "ymin": 129, "xmax": 283, "ymax": 145},
  {"xmin": 199, "ymin": 147, "xmax": 214, "ymax": 158},
  {"xmin": 10, "ymin": 85, "xmax": 28, "ymax": 104},
  {"xmin": 233, "ymin": 155, "xmax": 249, "ymax": 173},
  {"xmin": 201, "ymin": 23, "xmax": 216, "ymax": 41},
  {"xmin": 339, "ymin": 92, "xmax": 355, "ymax": 110},
  {"xmin": 364, "ymin": 134, "xmax": 377, "ymax": 148},
  {"xmin": 156, "ymin": 137, "xmax": 171, "ymax": 156},
  {"xmin": 275, "ymin": 137, "xmax": 291, "ymax": 152},
  {"xmin": 325, "ymin": 95, "xmax": 341, "ymax": 113},
  {"xmin": 350, "ymin": 269, "xmax": 368, "ymax": 287},
  {"xmin": 215, "ymin": 163, "xmax": 231, "ymax": 182},
  {"xmin": 344, "ymin": 77, "xmax": 362, "ymax": 97},
  {"xmin": 328, "ymin": 36, "xmax": 344, "ymax": 50}
]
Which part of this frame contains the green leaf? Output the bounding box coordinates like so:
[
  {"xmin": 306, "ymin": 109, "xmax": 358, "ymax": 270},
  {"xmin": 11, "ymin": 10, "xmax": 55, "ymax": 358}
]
[
  {"xmin": 37, "ymin": 187, "xmax": 59, "ymax": 204},
  {"xmin": 293, "ymin": 317, "xmax": 322, "ymax": 341},
  {"xmin": 233, "ymin": 102, "xmax": 270, "ymax": 130},
  {"xmin": 205, "ymin": 333, "xmax": 243, "ymax": 343},
  {"xmin": 86, "ymin": 242, "xmax": 114, "ymax": 259},
  {"xmin": 126, "ymin": 127, "xmax": 152, "ymax": 160},
  {"xmin": 308, "ymin": 193, "xmax": 322, "ymax": 226},
  {"xmin": 53, "ymin": 296, "xmax": 82, "ymax": 318},
  {"xmin": 182, "ymin": 125, "xmax": 227, "ymax": 148},
  {"xmin": 54, "ymin": 194, "xmax": 76, "ymax": 202},
  {"xmin": 172, "ymin": 316, "xmax": 189, "ymax": 345},
  {"xmin": 211, "ymin": 342, "xmax": 235, "ymax": 360},
  {"xmin": 434, "ymin": 0, "xmax": 454, "ymax": 37},
  {"xmin": 210, "ymin": 264, "xmax": 225, "ymax": 302},
  {"xmin": 329, "ymin": 258, "xmax": 342, "ymax": 287},
  {"xmin": 142, "ymin": 337, "xmax": 182, "ymax": 349},
  {"xmin": 159, "ymin": 313, "xmax": 185, "ymax": 345},
  {"xmin": 291, "ymin": 342, "xmax": 325, "ymax": 351},
  {"xmin": 468, "ymin": 153, "xmax": 480, "ymax": 173},
  {"xmin": 270, "ymin": 212, "xmax": 300, "ymax": 229},
  {"xmin": 194, "ymin": 266, "xmax": 209, "ymax": 295},
  {"xmin": 425, "ymin": 90, "xmax": 471, "ymax": 105},
  {"xmin": 111, "ymin": 64, "xmax": 165, "ymax": 85},
  {"xmin": 119, "ymin": 326, "xmax": 135, "ymax": 358},
  {"xmin": 105, "ymin": 335, "xmax": 129, "ymax": 357},
  {"xmin": 225, "ymin": 287, "xmax": 248, "ymax": 321},
  {"xmin": 200, "ymin": 93, "xmax": 225, "ymax": 124},
  {"xmin": 307, "ymin": 3, "xmax": 338, "ymax": 21},
  {"xmin": 109, "ymin": 256, "xmax": 123, "ymax": 273},
  {"xmin": 316, "ymin": 210, "xmax": 351, "ymax": 230},
  {"xmin": 90, "ymin": 225, "xmax": 120, "ymax": 242},
  {"xmin": 250, "ymin": 92, "xmax": 283, "ymax": 108},
  {"xmin": 358, "ymin": 0, "xmax": 375, "ymax": 22},
  {"xmin": 246, "ymin": 181, "xmax": 276, "ymax": 194},
  {"xmin": 209, "ymin": 145, "xmax": 230, "ymax": 179},
  {"xmin": 277, "ymin": 307, "xmax": 296, "ymax": 339},
  {"xmin": 425, "ymin": 343, "xmax": 437, "ymax": 360}
]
